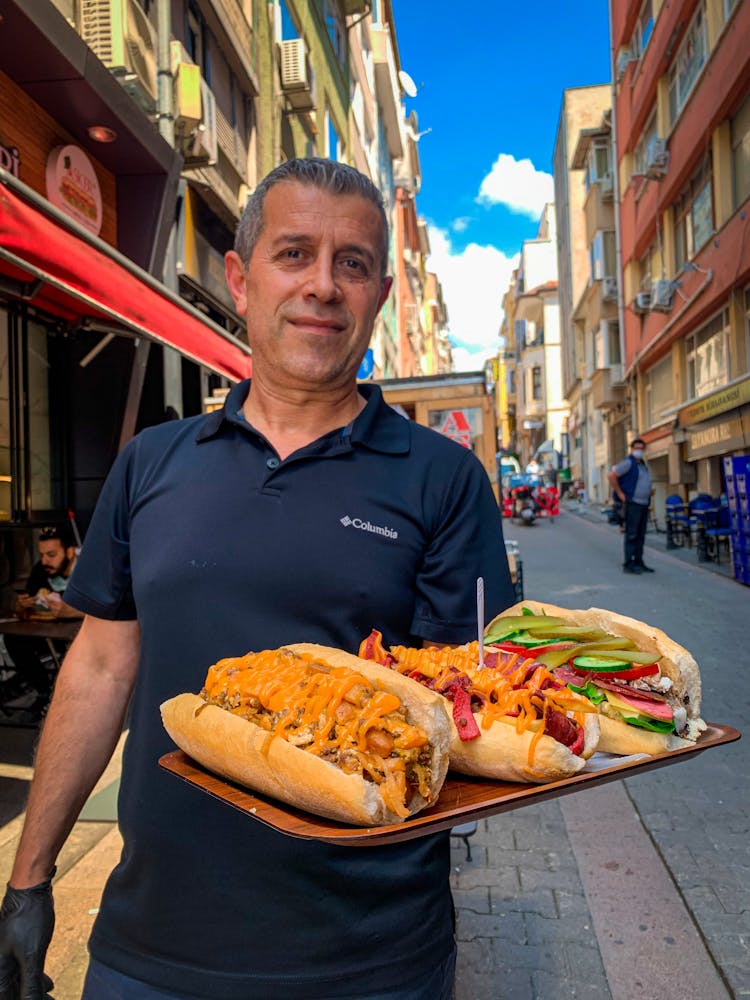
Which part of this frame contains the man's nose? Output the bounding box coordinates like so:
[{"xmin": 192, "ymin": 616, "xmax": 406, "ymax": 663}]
[{"xmin": 303, "ymin": 256, "xmax": 341, "ymax": 302}]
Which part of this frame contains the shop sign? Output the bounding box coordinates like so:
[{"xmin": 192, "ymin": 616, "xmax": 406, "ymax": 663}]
[
  {"xmin": 685, "ymin": 414, "xmax": 747, "ymax": 461},
  {"xmin": 0, "ymin": 144, "xmax": 20, "ymax": 178},
  {"xmin": 677, "ymin": 376, "xmax": 750, "ymax": 428},
  {"xmin": 45, "ymin": 145, "xmax": 102, "ymax": 235}
]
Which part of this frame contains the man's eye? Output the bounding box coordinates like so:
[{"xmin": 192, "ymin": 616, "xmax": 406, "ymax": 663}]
[
  {"xmin": 280, "ymin": 248, "xmax": 304, "ymax": 260},
  {"xmin": 341, "ymin": 258, "xmax": 366, "ymax": 273}
]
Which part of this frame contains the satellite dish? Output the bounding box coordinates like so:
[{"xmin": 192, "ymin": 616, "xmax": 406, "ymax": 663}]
[{"xmin": 399, "ymin": 70, "xmax": 418, "ymax": 98}]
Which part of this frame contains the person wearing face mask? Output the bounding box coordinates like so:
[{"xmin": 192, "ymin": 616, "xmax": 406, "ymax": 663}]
[{"xmin": 609, "ymin": 438, "xmax": 654, "ymax": 574}]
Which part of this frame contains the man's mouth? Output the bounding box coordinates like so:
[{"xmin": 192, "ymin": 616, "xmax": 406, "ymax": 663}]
[{"xmin": 289, "ymin": 316, "xmax": 346, "ymax": 332}]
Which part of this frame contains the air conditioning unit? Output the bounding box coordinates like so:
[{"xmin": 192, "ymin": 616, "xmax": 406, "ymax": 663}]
[
  {"xmin": 602, "ymin": 276, "xmax": 618, "ymax": 302},
  {"xmin": 650, "ymin": 279, "xmax": 675, "ymax": 312},
  {"xmin": 81, "ymin": 0, "xmax": 157, "ymax": 112},
  {"xmin": 185, "ymin": 79, "xmax": 218, "ymax": 166},
  {"xmin": 170, "ymin": 42, "xmax": 202, "ymax": 132},
  {"xmin": 279, "ymin": 39, "xmax": 314, "ymax": 111},
  {"xmin": 645, "ymin": 137, "xmax": 669, "ymax": 179},
  {"xmin": 633, "ymin": 291, "xmax": 651, "ymax": 314},
  {"xmin": 600, "ymin": 171, "xmax": 614, "ymax": 200},
  {"xmin": 616, "ymin": 47, "xmax": 635, "ymax": 82}
]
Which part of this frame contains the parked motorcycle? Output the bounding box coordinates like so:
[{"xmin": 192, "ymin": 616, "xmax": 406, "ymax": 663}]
[{"xmin": 509, "ymin": 475, "xmax": 538, "ymax": 526}]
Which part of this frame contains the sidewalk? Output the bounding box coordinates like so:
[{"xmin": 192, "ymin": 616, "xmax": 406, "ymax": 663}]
[{"xmin": 562, "ymin": 498, "xmax": 736, "ymax": 582}]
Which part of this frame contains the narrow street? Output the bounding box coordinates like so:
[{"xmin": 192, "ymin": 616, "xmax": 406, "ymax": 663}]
[{"xmin": 452, "ymin": 508, "xmax": 748, "ymax": 999}]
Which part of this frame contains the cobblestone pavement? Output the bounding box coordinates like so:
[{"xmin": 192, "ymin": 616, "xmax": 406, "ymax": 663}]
[
  {"xmin": 451, "ymin": 506, "xmax": 747, "ymax": 1000},
  {"xmin": 0, "ymin": 506, "xmax": 746, "ymax": 999}
]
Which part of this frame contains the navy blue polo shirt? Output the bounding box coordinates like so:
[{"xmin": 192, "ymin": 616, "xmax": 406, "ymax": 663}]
[{"xmin": 65, "ymin": 380, "xmax": 514, "ymax": 999}]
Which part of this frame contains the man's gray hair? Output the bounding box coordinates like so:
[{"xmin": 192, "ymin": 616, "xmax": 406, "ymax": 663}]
[{"xmin": 234, "ymin": 158, "xmax": 389, "ymax": 277}]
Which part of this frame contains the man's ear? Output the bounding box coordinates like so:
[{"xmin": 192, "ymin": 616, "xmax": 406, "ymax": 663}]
[{"xmin": 225, "ymin": 251, "xmax": 248, "ymax": 316}]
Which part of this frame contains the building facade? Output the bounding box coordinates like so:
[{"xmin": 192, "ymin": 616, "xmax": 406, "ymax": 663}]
[{"xmin": 612, "ymin": 0, "xmax": 750, "ymax": 510}]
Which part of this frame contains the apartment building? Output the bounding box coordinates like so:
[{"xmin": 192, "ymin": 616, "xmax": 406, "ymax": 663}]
[
  {"xmin": 511, "ymin": 204, "xmax": 568, "ymax": 467},
  {"xmin": 554, "ymin": 84, "xmax": 623, "ymax": 502},
  {"xmin": 612, "ymin": 0, "xmax": 750, "ymax": 504}
]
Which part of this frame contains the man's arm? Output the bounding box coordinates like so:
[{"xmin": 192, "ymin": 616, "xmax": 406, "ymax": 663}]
[
  {"xmin": 43, "ymin": 592, "xmax": 83, "ymax": 621},
  {"xmin": 608, "ymin": 468, "xmax": 625, "ymax": 501},
  {"xmin": 10, "ymin": 616, "xmax": 139, "ymax": 887}
]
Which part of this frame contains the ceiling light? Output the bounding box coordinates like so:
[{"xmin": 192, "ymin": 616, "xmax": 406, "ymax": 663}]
[{"xmin": 88, "ymin": 125, "xmax": 118, "ymax": 143}]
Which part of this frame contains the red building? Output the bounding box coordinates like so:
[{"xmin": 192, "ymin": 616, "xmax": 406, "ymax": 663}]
[{"xmin": 612, "ymin": 0, "xmax": 749, "ymax": 504}]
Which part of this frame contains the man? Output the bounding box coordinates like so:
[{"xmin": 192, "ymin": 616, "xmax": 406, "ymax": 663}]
[
  {"xmin": 13, "ymin": 526, "xmax": 82, "ymax": 620},
  {"xmin": 609, "ymin": 438, "xmax": 654, "ymax": 574},
  {"xmin": 0, "ymin": 159, "xmax": 515, "ymax": 1000},
  {"xmin": 2, "ymin": 527, "xmax": 81, "ymax": 717}
]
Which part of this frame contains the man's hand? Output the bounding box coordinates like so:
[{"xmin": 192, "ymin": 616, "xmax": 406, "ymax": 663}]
[
  {"xmin": 13, "ymin": 596, "xmax": 35, "ymax": 618},
  {"xmin": 43, "ymin": 595, "xmax": 81, "ymax": 621},
  {"xmin": 0, "ymin": 874, "xmax": 55, "ymax": 1000}
]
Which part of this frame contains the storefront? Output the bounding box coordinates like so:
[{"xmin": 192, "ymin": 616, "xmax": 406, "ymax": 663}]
[
  {"xmin": 0, "ymin": 2, "xmax": 252, "ymax": 615},
  {"xmin": 675, "ymin": 376, "xmax": 750, "ymax": 496}
]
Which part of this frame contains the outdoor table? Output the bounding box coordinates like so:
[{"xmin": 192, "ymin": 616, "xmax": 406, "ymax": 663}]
[{"xmin": 0, "ymin": 617, "xmax": 81, "ymax": 669}]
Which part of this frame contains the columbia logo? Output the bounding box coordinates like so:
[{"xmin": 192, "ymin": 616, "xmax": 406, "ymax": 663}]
[{"xmin": 339, "ymin": 515, "xmax": 398, "ymax": 540}]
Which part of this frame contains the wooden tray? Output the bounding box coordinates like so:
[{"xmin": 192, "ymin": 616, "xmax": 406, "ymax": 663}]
[{"xmin": 158, "ymin": 722, "xmax": 740, "ymax": 846}]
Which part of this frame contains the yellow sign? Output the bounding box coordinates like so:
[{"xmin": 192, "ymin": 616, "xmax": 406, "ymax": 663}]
[{"xmin": 677, "ymin": 377, "xmax": 750, "ymax": 427}]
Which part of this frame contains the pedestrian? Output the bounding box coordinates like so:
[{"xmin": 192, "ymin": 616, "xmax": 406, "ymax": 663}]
[
  {"xmin": 609, "ymin": 437, "xmax": 654, "ymax": 574},
  {"xmin": 525, "ymin": 457, "xmax": 541, "ymax": 476},
  {"xmin": 0, "ymin": 158, "xmax": 515, "ymax": 1000}
]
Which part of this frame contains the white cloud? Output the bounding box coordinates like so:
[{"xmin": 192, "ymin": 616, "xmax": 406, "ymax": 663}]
[
  {"xmin": 451, "ymin": 216, "xmax": 472, "ymax": 233},
  {"xmin": 426, "ymin": 226, "xmax": 519, "ymax": 373},
  {"xmin": 477, "ymin": 153, "xmax": 554, "ymax": 218}
]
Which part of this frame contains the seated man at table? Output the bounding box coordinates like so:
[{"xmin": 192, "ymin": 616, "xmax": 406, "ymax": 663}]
[
  {"xmin": 14, "ymin": 525, "xmax": 82, "ymax": 620},
  {"xmin": 3, "ymin": 527, "xmax": 81, "ymax": 717}
]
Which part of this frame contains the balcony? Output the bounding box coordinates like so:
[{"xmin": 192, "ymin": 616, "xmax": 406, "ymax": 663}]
[
  {"xmin": 371, "ymin": 24, "xmax": 404, "ymax": 159},
  {"xmin": 591, "ymin": 367, "xmax": 627, "ymax": 410}
]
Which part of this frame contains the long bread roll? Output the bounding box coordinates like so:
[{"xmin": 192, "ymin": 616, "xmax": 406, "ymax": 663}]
[
  {"xmin": 491, "ymin": 601, "xmax": 705, "ymax": 755},
  {"xmin": 357, "ymin": 632, "xmax": 600, "ymax": 784},
  {"xmin": 161, "ymin": 644, "xmax": 451, "ymax": 826}
]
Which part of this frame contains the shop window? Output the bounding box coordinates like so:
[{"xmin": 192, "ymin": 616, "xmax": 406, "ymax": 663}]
[
  {"xmin": 686, "ymin": 308, "xmax": 731, "ymax": 399},
  {"xmin": 668, "ymin": 4, "xmax": 707, "ymax": 125},
  {"xmin": 634, "ymin": 112, "xmax": 658, "ymax": 177},
  {"xmin": 644, "ymin": 354, "xmax": 675, "ymax": 428},
  {"xmin": 632, "ymin": 0, "xmax": 654, "ymax": 58},
  {"xmin": 731, "ymin": 92, "xmax": 750, "ymax": 210},
  {"xmin": 674, "ymin": 158, "xmax": 713, "ymax": 271}
]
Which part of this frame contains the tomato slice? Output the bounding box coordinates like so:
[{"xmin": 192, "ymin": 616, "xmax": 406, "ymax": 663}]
[{"xmin": 568, "ymin": 661, "xmax": 659, "ymax": 681}]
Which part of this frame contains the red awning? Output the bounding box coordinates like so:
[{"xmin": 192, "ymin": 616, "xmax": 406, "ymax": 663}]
[{"xmin": 0, "ymin": 174, "xmax": 252, "ymax": 382}]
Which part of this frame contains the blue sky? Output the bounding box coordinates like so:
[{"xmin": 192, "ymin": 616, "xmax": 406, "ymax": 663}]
[{"xmin": 389, "ymin": 1, "xmax": 613, "ymax": 369}]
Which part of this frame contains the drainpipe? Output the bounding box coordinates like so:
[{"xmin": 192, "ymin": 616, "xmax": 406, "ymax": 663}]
[
  {"xmin": 156, "ymin": 0, "xmax": 175, "ymax": 147},
  {"xmin": 608, "ymin": 0, "xmax": 631, "ymax": 430}
]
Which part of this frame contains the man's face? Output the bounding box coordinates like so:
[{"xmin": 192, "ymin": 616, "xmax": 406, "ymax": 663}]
[
  {"xmin": 38, "ymin": 539, "xmax": 72, "ymax": 576},
  {"xmin": 225, "ymin": 182, "xmax": 392, "ymax": 393}
]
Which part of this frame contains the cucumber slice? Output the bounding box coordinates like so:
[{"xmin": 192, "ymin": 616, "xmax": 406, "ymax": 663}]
[{"xmin": 572, "ymin": 655, "xmax": 631, "ymax": 671}]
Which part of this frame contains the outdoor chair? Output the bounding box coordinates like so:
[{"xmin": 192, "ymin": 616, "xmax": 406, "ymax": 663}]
[
  {"xmin": 703, "ymin": 502, "xmax": 732, "ymax": 563},
  {"xmin": 688, "ymin": 494, "xmax": 716, "ymax": 548},
  {"xmin": 451, "ymin": 821, "xmax": 477, "ymax": 862},
  {"xmin": 665, "ymin": 494, "xmax": 691, "ymax": 547}
]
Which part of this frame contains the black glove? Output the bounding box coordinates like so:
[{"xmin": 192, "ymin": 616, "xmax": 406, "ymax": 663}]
[{"xmin": 0, "ymin": 871, "xmax": 56, "ymax": 1000}]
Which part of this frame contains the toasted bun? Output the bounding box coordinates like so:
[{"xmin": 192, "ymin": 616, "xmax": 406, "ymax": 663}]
[
  {"xmin": 493, "ymin": 600, "xmax": 705, "ymax": 742},
  {"xmin": 161, "ymin": 645, "xmax": 451, "ymax": 827},
  {"xmin": 446, "ymin": 711, "xmax": 600, "ymax": 784},
  {"xmin": 596, "ymin": 714, "xmax": 693, "ymax": 755}
]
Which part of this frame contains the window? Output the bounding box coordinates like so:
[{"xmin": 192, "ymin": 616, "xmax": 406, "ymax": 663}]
[
  {"xmin": 608, "ymin": 320, "xmax": 622, "ymax": 366},
  {"xmin": 584, "ymin": 138, "xmax": 611, "ymax": 193},
  {"xmin": 686, "ymin": 309, "xmax": 731, "ymax": 399},
  {"xmin": 590, "ymin": 230, "xmax": 617, "ymax": 281},
  {"xmin": 674, "ymin": 158, "xmax": 713, "ymax": 270},
  {"xmin": 322, "ymin": 0, "xmax": 346, "ymax": 63},
  {"xmin": 532, "ymin": 367, "xmax": 542, "ymax": 400},
  {"xmin": 278, "ymin": 0, "xmax": 298, "ymax": 41},
  {"xmin": 632, "ymin": 0, "xmax": 654, "ymax": 58},
  {"xmin": 634, "ymin": 112, "xmax": 657, "ymax": 176},
  {"xmin": 731, "ymin": 93, "xmax": 750, "ymax": 210},
  {"xmin": 668, "ymin": 4, "xmax": 707, "ymax": 124},
  {"xmin": 594, "ymin": 327, "xmax": 604, "ymax": 369},
  {"xmin": 325, "ymin": 111, "xmax": 342, "ymax": 161},
  {"xmin": 639, "ymin": 244, "xmax": 658, "ymax": 291},
  {"xmin": 644, "ymin": 354, "xmax": 675, "ymax": 427},
  {"xmin": 724, "ymin": 0, "xmax": 740, "ymax": 19}
]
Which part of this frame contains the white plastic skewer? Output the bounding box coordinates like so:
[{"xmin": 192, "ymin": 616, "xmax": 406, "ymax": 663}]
[{"xmin": 477, "ymin": 577, "xmax": 485, "ymax": 669}]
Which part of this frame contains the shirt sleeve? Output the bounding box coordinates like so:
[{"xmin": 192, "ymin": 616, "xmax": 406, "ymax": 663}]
[
  {"xmin": 410, "ymin": 450, "xmax": 516, "ymax": 645},
  {"xmin": 63, "ymin": 440, "xmax": 138, "ymax": 620},
  {"xmin": 612, "ymin": 458, "xmax": 630, "ymax": 477}
]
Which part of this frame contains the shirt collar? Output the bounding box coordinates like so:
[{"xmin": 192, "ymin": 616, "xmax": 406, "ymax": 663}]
[{"xmin": 195, "ymin": 379, "xmax": 410, "ymax": 455}]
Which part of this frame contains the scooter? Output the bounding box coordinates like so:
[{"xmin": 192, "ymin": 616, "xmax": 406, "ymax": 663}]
[{"xmin": 510, "ymin": 478, "xmax": 538, "ymax": 525}]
